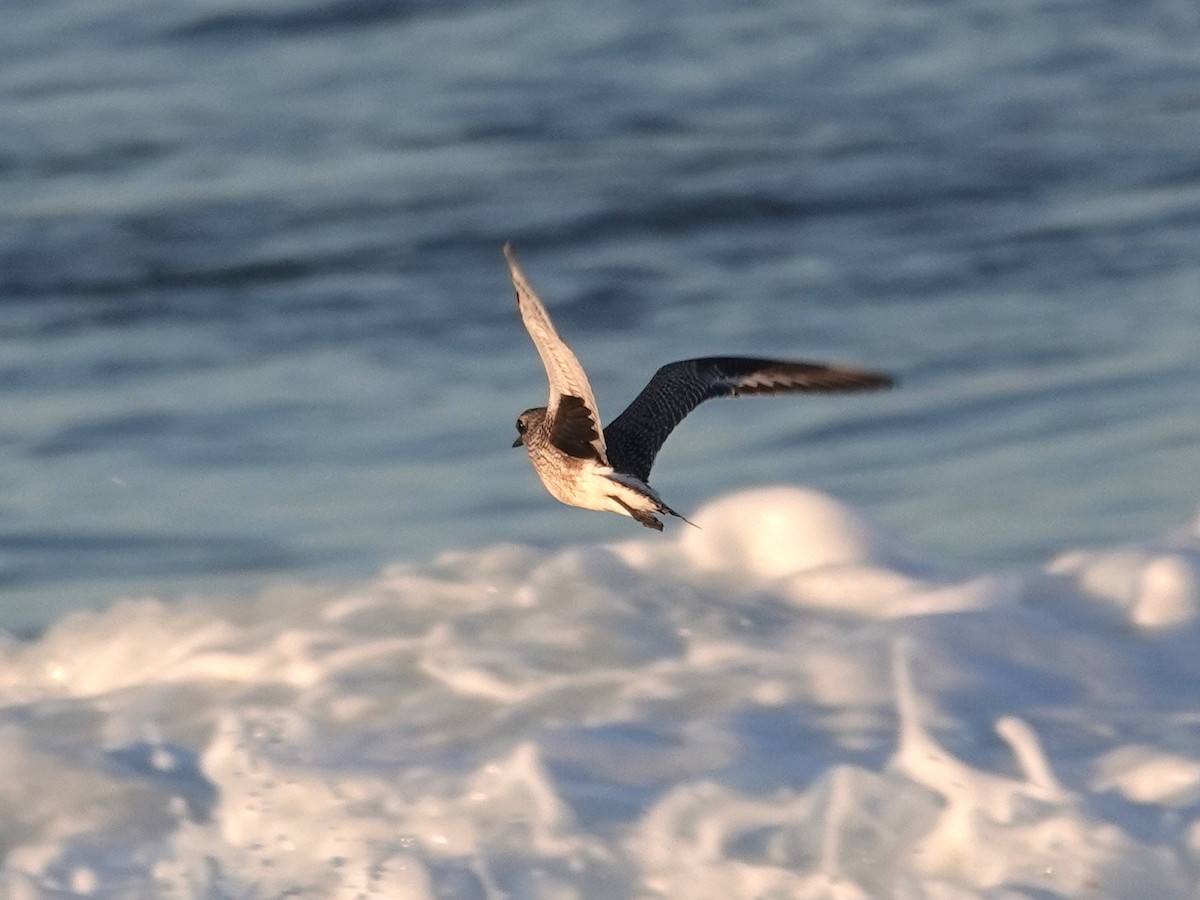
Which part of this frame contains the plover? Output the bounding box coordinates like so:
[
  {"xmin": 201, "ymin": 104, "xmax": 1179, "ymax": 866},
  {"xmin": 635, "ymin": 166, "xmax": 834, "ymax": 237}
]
[{"xmin": 506, "ymin": 243, "xmax": 894, "ymax": 530}]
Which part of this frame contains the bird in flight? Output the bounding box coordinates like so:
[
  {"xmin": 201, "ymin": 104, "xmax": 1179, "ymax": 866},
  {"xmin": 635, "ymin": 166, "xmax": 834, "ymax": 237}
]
[{"xmin": 505, "ymin": 243, "xmax": 894, "ymax": 530}]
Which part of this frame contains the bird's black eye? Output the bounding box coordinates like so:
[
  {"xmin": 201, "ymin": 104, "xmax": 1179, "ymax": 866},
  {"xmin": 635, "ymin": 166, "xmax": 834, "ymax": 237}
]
[{"xmin": 516, "ymin": 419, "xmax": 526, "ymax": 433}]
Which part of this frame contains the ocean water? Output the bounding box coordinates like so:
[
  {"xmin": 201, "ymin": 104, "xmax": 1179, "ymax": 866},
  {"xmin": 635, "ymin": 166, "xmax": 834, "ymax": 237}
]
[
  {"xmin": 2, "ymin": 0, "xmax": 1200, "ymax": 894},
  {"xmin": 3, "ymin": 488, "xmax": 1200, "ymax": 897}
]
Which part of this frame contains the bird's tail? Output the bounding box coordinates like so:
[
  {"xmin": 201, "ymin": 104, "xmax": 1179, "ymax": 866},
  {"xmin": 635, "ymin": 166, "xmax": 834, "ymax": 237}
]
[
  {"xmin": 667, "ymin": 505, "xmax": 699, "ymax": 529},
  {"xmin": 605, "ymin": 470, "xmax": 699, "ymax": 530}
]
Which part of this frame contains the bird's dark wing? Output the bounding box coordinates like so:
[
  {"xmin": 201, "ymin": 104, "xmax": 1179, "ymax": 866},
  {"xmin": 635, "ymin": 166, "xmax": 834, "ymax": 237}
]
[
  {"xmin": 603, "ymin": 357, "xmax": 894, "ymax": 482},
  {"xmin": 550, "ymin": 394, "xmax": 605, "ymax": 461}
]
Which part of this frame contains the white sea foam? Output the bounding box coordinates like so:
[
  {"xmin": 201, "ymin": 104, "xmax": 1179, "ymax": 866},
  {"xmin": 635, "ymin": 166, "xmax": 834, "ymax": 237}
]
[{"xmin": 2, "ymin": 487, "xmax": 1200, "ymax": 898}]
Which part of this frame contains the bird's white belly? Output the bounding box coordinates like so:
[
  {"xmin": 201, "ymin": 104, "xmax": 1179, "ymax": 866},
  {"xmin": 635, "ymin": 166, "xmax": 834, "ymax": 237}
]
[{"xmin": 532, "ymin": 453, "xmax": 662, "ymax": 518}]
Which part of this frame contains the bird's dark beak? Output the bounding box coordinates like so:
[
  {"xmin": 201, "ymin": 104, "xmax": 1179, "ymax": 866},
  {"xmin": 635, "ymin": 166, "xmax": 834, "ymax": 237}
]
[{"xmin": 512, "ymin": 435, "xmax": 524, "ymax": 448}]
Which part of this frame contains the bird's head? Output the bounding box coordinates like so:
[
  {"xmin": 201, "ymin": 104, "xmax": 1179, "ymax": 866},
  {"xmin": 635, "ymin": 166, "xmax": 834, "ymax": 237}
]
[{"xmin": 512, "ymin": 407, "xmax": 547, "ymax": 448}]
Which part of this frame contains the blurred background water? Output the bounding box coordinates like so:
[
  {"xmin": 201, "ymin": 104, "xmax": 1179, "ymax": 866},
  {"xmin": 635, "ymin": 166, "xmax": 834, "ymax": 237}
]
[{"xmin": 2, "ymin": 0, "xmax": 1199, "ymax": 634}]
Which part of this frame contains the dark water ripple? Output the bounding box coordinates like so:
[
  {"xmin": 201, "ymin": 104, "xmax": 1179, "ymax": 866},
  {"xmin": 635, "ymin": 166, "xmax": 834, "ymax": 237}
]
[{"xmin": 0, "ymin": 0, "xmax": 1198, "ymax": 631}]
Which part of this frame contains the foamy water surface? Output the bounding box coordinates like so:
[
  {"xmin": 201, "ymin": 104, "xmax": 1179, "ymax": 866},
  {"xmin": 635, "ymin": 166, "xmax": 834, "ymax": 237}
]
[{"xmin": 3, "ymin": 488, "xmax": 1200, "ymax": 897}]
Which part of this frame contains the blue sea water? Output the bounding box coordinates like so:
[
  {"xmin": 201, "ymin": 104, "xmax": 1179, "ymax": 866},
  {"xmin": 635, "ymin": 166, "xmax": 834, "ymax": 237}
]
[
  {"xmin": 0, "ymin": 2, "xmax": 1198, "ymax": 625},
  {"xmin": 4, "ymin": 1, "xmax": 1200, "ymax": 894}
]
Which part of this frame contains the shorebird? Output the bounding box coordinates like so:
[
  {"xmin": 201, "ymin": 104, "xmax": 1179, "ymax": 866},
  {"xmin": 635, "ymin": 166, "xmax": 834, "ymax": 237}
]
[{"xmin": 506, "ymin": 243, "xmax": 894, "ymax": 530}]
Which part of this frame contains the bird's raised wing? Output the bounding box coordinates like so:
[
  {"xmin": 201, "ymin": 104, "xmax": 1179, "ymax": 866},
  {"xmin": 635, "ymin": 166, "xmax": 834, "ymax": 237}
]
[
  {"xmin": 505, "ymin": 243, "xmax": 607, "ymax": 462},
  {"xmin": 604, "ymin": 356, "xmax": 893, "ymax": 482}
]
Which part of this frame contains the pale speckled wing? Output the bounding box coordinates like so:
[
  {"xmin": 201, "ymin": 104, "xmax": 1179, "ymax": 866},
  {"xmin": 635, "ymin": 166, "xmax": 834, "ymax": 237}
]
[
  {"xmin": 604, "ymin": 356, "xmax": 894, "ymax": 482},
  {"xmin": 505, "ymin": 243, "xmax": 607, "ymax": 462}
]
